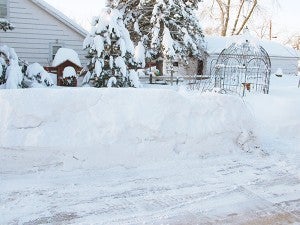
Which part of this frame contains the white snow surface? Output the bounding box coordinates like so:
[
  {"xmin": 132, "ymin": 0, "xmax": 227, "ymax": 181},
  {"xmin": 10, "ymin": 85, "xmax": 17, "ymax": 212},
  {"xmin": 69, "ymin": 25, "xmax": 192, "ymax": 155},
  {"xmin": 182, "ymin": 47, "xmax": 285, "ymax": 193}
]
[
  {"xmin": 1, "ymin": 75, "xmax": 300, "ymax": 224},
  {"xmin": 0, "ymin": 89, "xmax": 253, "ymax": 157},
  {"xmin": 52, "ymin": 48, "xmax": 82, "ymax": 67}
]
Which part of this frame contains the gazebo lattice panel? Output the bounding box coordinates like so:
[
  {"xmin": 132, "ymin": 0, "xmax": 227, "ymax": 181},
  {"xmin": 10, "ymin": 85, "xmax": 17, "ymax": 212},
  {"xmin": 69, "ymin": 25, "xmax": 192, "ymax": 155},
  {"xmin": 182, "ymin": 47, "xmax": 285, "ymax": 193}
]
[{"xmin": 205, "ymin": 32, "xmax": 271, "ymax": 97}]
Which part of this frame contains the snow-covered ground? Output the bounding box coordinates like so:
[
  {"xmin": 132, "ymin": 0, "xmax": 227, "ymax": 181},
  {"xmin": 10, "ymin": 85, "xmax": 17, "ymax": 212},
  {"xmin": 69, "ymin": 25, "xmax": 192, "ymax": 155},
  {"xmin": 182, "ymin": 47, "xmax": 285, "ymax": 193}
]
[{"xmin": 0, "ymin": 75, "xmax": 300, "ymax": 224}]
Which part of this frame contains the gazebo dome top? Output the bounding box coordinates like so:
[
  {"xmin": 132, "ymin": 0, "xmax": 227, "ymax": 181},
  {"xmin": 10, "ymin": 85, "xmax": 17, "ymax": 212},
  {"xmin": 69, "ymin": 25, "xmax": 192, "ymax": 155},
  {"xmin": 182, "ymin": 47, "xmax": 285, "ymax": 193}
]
[{"xmin": 216, "ymin": 28, "xmax": 271, "ymax": 66}]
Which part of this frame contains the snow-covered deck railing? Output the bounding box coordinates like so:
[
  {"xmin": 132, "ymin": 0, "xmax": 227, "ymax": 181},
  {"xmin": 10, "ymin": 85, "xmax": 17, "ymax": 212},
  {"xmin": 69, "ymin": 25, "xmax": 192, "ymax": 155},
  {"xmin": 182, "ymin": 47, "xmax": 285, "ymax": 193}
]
[{"xmin": 139, "ymin": 74, "xmax": 210, "ymax": 85}]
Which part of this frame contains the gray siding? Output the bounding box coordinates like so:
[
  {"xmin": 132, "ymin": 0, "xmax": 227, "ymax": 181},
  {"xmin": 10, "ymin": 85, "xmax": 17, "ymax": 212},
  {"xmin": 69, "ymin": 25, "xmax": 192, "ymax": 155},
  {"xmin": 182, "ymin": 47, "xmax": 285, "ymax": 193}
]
[
  {"xmin": 163, "ymin": 58, "xmax": 199, "ymax": 77},
  {"xmin": 0, "ymin": 0, "xmax": 87, "ymax": 66},
  {"xmin": 205, "ymin": 54, "xmax": 299, "ymax": 76},
  {"xmin": 270, "ymin": 57, "xmax": 298, "ymax": 75}
]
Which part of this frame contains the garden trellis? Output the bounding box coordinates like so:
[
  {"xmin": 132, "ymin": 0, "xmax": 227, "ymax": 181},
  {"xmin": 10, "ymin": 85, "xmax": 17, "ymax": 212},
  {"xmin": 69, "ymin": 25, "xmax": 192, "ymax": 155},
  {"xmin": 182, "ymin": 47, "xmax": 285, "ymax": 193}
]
[{"xmin": 206, "ymin": 29, "xmax": 271, "ymax": 97}]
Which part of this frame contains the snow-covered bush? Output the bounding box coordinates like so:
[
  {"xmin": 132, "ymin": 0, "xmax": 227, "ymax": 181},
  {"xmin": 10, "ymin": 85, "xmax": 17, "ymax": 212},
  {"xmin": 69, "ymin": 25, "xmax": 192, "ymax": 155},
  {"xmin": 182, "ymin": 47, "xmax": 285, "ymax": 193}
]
[
  {"xmin": 0, "ymin": 45, "xmax": 54, "ymax": 89},
  {"xmin": 83, "ymin": 7, "xmax": 138, "ymax": 88},
  {"xmin": 0, "ymin": 54, "xmax": 6, "ymax": 85},
  {"xmin": 24, "ymin": 63, "xmax": 54, "ymax": 88},
  {"xmin": 0, "ymin": 45, "xmax": 23, "ymax": 89},
  {"xmin": 5, "ymin": 61, "xmax": 23, "ymax": 89}
]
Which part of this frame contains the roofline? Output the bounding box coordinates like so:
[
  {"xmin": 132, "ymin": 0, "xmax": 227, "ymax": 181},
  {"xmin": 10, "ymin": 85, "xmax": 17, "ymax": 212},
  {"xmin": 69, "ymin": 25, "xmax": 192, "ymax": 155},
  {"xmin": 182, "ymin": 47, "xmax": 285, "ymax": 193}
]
[
  {"xmin": 205, "ymin": 36, "xmax": 300, "ymax": 59},
  {"xmin": 208, "ymin": 52, "xmax": 299, "ymax": 59},
  {"xmin": 30, "ymin": 0, "xmax": 88, "ymax": 38}
]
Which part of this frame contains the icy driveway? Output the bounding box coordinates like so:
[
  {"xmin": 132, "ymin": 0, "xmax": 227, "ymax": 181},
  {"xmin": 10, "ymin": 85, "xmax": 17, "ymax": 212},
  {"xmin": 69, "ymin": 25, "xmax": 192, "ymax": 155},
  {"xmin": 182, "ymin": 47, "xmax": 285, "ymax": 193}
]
[{"xmin": 1, "ymin": 147, "xmax": 299, "ymax": 225}]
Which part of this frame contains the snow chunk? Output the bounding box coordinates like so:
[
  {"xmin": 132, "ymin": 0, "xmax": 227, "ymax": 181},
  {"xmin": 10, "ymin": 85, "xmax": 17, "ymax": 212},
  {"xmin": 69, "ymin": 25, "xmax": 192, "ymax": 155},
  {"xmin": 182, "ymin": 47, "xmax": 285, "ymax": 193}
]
[
  {"xmin": 162, "ymin": 27, "xmax": 176, "ymax": 59},
  {"xmin": 115, "ymin": 56, "xmax": 127, "ymax": 76},
  {"xmin": 52, "ymin": 48, "xmax": 82, "ymax": 67},
  {"xmin": 107, "ymin": 77, "xmax": 117, "ymax": 87},
  {"xmin": 134, "ymin": 42, "xmax": 145, "ymax": 68},
  {"xmin": 129, "ymin": 70, "xmax": 142, "ymax": 88},
  {"xmin": 0, "ymin": 45, "xmax": 18, "ymax": 63},
  {"xmin": 5, "ymin": 61, "xmax": 23, "ymax": 89},
  {"xmin": 275, "ymin": 68, "xmax": 283, "ymax": 77},
  {"xmin": 63, "ymin": 67, "xmax": 77, "ymax": 78}
]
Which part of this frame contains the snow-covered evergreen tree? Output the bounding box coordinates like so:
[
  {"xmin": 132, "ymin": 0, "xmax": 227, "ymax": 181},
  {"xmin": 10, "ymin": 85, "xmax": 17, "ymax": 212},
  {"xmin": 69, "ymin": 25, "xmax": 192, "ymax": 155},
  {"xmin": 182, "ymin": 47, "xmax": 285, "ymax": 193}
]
[
  {"xmin": 83, "ymin": 7, "xmax": 136, "ymax": 87},
  {"xmin": 151, "ymin": 0, "xmax": 205, "ymax": 60},
  {"xmin": 109, "ymin": 0, "xmax": 205, "ymax": 64},
  {"xmin": 23, "ymin": 63, "xmax": 54, "ymax": 88}
]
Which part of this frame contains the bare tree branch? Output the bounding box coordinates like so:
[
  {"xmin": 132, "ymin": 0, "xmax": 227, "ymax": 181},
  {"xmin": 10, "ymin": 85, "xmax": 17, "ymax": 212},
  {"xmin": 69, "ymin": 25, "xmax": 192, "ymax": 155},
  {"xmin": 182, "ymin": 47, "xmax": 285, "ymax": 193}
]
[
  {"xmin": 235, "ymin": 0, "xmax": 258, "ymax": 35},
  {"xmin": 231, "ymin": 0, "xmax": 245, "ymax": 35}
]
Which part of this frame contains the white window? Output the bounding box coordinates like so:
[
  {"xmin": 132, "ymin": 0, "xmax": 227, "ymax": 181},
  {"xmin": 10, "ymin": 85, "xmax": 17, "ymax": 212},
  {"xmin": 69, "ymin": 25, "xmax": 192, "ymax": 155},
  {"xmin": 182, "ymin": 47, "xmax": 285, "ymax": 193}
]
[
  {"xmin": 0, "ymin": 0, "xmax": 7, "ymax": 18},
  {"xmin": 52, "ymin": 45, "xmax": 62, "ymax": 60},
  {"xmin": 49, "ymin": 42, "xmax": 64, "ymax": 62}
]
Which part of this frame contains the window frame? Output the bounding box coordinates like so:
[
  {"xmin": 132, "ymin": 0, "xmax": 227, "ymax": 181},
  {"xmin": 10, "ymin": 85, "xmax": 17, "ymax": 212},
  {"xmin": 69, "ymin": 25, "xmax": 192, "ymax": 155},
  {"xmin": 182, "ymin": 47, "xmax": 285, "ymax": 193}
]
[
  {"xmin": 0, "ymin": 0, "xmax": 8, "ymax": 19},
  {"xmin": 49, "ymin": 42, "xmax": 65, "ymax": 63}
]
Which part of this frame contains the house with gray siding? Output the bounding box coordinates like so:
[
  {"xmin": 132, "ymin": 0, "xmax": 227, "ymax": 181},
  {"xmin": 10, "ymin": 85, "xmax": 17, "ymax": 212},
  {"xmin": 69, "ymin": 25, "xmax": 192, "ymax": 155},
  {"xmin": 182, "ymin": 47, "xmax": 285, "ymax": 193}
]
[
  {"xmin": 0, "ymin": 0, "xmax": 87, "ymax": 66},
  {"xmin": 205, "ymin": 36, "xmax": 300, "ymax": 76}
]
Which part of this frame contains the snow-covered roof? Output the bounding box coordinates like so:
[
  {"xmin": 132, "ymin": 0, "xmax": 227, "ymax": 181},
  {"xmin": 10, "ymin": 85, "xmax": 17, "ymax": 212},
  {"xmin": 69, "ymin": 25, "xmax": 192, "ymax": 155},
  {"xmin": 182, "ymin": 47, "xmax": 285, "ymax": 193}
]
[
  {"xmin": 205, "ymin": 36, "xmax": 300, "ymax": 59},
  {"xmin": 52, "ymin": 48, "xmax": 82, "ymax": 67},
  {"xmin": 30, "ymin": 0, "xmax": 87, "ymax": 37}
]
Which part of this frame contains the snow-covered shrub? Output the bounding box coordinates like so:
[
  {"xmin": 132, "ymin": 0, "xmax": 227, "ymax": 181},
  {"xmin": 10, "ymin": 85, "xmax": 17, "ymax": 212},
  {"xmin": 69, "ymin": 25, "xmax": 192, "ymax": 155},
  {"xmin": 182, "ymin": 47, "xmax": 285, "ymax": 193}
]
[
  {"xmin": 0, "ymin": 45, "xmax": 23, "ymax": 89},
  {"xmin": 83, "ymin": 7, "xmax": 139, "ymax": 88},
  {"xmin": 24, "ymin": 63, "xmax": 54, "ymax": 88},
  {"xmin": 5, "ymin": 61, "xmax": 23, "ymax": 89},
  {"xmin": 0, "ymin": 54, "xmax": 6, "ymax": 85}
]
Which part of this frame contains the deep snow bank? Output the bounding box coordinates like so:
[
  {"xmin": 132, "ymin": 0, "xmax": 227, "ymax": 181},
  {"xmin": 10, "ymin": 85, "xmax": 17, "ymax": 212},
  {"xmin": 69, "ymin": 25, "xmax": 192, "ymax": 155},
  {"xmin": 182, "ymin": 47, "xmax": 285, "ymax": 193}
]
[
  {"xmin": 0, "ymin": 88, "xmax": 254, "ymax": 169},
  {"xmin": 246, "ymin": 75, "xmax": 300, "ymax": 140}
]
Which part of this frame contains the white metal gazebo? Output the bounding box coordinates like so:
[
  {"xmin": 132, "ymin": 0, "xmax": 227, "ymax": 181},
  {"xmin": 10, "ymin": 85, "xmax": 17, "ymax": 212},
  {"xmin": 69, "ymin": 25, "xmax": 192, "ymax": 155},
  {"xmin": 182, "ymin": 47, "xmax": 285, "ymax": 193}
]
[{"xmin": 207, "ymin": 29, "xmax": 271, "ymax": 96}]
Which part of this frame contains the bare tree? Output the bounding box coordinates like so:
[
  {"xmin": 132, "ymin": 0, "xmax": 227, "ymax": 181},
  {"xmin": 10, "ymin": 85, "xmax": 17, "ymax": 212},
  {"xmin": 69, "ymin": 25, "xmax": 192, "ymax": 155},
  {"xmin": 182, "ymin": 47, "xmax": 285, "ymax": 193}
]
[
  {"xmin": 199, "ymin": 0, "xmax": 278, "ymax": 37},
  {"xmin": 284, "ymin": 34, "xmax": 300, "ymax": 50}
]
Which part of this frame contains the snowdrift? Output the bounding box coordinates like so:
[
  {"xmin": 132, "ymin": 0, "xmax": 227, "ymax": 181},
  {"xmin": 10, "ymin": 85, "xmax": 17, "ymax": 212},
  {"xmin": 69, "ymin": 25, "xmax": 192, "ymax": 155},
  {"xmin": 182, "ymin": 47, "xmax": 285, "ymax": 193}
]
[
  {"xmin": 0, "ymin": 88, "xmax": 255, "ymax": 169},
  {"xmin": 246, "ymin": 75, "xmax": 300, "ymax": 140}
]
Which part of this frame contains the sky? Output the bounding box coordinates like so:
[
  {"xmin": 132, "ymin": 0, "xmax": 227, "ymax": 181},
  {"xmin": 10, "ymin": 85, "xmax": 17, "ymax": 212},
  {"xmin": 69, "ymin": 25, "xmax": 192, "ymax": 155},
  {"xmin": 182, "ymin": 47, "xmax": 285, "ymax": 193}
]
[{"xmin": 44, "ymin": 0, "xmax": 299, "ymax": 40}]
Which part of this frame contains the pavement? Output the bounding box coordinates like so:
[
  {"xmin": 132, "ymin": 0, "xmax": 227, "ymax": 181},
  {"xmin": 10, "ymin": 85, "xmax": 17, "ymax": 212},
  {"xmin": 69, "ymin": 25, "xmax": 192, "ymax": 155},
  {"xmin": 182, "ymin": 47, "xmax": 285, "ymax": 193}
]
[{"xmin": 1, "ymin": 147, "xmax": 300, "ymax": 225}]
